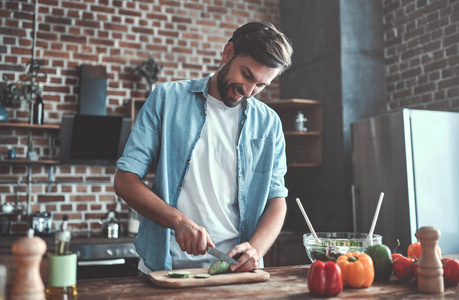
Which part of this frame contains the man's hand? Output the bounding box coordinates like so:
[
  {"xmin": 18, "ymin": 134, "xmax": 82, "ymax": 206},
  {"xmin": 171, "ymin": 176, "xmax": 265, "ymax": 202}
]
[
  {"xmin": 226, "ymin": 197, "xmax": 286, "ymax": 272},
  {"xmin": 227, "ymin": 242, "xmax": 260, "ymax": 272},
  {"xmin": 174, "ymin": 219, "xmax": 215, "ymax": 256}
]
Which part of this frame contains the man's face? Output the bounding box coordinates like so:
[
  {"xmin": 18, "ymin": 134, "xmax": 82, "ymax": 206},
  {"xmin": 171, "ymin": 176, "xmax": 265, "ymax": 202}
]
[{"xmin": 216, "ymin": 54, "xmax": 280, "ymax": 107}]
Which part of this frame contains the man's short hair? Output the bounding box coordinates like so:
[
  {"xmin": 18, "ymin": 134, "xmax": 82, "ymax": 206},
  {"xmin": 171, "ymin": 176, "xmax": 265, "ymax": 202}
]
[{"xmin": 228, "ymin": 22, "xmax": 293, "ymax": 73}]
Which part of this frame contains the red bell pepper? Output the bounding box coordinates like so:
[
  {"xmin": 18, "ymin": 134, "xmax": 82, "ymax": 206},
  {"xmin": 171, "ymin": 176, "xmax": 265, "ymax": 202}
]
[
  {"xmin": 442, "ymin": 258, "xmax": 459, "ymax": 285},
  {"xmin": 307, "ymin": 260, "xmax": 343, "ymax": 297}
]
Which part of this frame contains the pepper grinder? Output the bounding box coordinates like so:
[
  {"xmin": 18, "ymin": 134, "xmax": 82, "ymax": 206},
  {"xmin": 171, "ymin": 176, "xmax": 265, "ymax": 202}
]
[
  {"xmin": 415, "ymin": 226, "xmax": 444, "ymax": 293},
  {"xmin": 11, "ymin": 229, "xmax": 47, "ymax": 300}
]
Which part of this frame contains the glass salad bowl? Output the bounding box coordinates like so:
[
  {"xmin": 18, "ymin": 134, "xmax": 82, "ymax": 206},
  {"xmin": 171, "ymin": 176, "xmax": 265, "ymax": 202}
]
[{"xmin": 303, "ymin": 232, "xmax": 382, "ymax": 263}]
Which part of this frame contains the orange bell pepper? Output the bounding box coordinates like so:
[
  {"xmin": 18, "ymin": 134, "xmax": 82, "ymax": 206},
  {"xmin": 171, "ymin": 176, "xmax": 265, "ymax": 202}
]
[
  {"xmin": 408, "ymin": 242, "xmax": 442, "ymax": 259},
  {"xmin": 336, "ymin": 252, "xmax": 374, "ymax": 288}
]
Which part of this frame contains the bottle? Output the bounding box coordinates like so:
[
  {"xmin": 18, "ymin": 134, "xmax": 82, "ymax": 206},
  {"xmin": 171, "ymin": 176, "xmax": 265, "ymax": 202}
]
[
  {"xmin": 33, "ymin": 89, "xmax": 44, "ymax": 125},
  {"xmin": 46, "ymin": 215, "xmax": 77, "ymax": 300},
  {"xmin": 295, "ymin": 111, "xmax": 307, "ymax": 132},
  {"xmin": 27, "ymin": 139, "xmax": 38, "ymax": 161}
]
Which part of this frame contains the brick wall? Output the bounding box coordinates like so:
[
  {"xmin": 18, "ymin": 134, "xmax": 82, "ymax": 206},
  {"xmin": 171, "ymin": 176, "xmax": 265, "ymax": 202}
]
[
  {"xmin": 383, "ymin": 0, "xmax": 459, "ymax": 111},
  {"xmin": 0, "ymin": 0, "xmax": 280, "ymax": 235}
]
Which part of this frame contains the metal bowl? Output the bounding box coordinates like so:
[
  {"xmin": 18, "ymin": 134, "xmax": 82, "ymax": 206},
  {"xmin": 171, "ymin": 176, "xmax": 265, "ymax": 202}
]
[{"xmin": 303, "ymin": 232, "xmax": 382, "ymax": 263}]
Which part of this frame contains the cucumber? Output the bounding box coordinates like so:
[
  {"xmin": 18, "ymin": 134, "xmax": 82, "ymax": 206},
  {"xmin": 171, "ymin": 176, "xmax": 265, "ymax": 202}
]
[
  {"xmin": 194, "ymin": 273, "xmax": 211, "ymax": 279},
  {"xmin": 168, "ymin": 270, "xmax": 192, "ymax": 278},
  {"xmin": 208, "ymin": 260, "xmax": 231, "ymax": 275}
]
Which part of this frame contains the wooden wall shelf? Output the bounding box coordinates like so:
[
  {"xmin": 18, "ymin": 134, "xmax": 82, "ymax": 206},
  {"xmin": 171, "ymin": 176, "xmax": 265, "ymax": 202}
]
[
  {"xmin": 0, "ymin": 158, "xmax": 59, "ymax": 165},
  {"xmin": 265, "ymin": 99, "xmax": 322, "ymax": 167},
  {"xmin": 0, "ymin": 123, "xmax": 60, "ymax": 131}
]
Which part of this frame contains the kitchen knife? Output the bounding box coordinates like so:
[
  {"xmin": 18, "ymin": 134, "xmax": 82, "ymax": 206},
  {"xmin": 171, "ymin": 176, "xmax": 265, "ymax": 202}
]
[{"xmin": 207, "ymin": 246, "xmax": 238, "ymax": 265}]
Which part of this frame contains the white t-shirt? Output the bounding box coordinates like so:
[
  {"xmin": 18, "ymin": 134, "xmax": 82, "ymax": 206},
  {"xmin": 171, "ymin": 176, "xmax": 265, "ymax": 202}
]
[{"xmin": 139, "ymin": 95, "xmax": 241, "ymax": 272}]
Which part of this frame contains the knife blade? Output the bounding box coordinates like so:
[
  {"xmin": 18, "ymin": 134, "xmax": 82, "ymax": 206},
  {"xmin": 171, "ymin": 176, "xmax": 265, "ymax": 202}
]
[{"xmin": 207, "ymin": 246, "xmax": 238, "ymax": 265}]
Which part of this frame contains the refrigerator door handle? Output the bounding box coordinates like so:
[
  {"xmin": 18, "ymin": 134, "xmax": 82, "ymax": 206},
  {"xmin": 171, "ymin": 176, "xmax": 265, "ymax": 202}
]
[{"xmin": 351, "ymin": 184, "xmax": 357, "ymax": 233}]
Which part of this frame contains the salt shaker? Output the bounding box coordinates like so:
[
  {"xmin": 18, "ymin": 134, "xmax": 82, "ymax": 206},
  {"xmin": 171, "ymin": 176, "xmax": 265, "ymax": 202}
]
[
  {"xmin": 10, "ymin": 229, "xmax": 47, "ymax": 300},
  {"xmin": 415, "ymin": 226, "xmax": 444, "ymax": 293}
]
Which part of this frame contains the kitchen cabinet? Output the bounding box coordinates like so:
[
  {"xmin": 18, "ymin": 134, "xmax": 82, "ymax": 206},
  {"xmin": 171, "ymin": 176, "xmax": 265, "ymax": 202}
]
[{"xmin": 265, "ymin": 99, "xmax": 322, "ymax": 167}]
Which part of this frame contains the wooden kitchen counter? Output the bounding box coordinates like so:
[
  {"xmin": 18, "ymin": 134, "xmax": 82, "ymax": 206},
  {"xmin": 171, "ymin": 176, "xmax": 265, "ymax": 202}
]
[{"xmin": 76, "ymin": 264, "xmax": 459, "ymax": 300}]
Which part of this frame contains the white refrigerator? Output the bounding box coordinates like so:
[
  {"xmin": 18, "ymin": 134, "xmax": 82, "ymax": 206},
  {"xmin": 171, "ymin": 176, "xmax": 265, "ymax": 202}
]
[{"xmin": 351, "ymin": 109, "xmax": 459, "ymax": 255}]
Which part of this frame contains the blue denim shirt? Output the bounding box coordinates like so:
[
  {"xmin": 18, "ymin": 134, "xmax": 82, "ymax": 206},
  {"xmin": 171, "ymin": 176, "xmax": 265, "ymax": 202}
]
[{"xmin": 116, "ymin": 75, "xmax": 288, "ymax": 271}]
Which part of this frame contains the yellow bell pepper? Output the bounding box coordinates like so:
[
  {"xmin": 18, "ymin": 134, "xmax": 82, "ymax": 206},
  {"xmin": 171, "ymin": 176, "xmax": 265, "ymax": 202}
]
[{"xmin": 336, "ymin": 252, "xmax": 374, "ymax": 288}]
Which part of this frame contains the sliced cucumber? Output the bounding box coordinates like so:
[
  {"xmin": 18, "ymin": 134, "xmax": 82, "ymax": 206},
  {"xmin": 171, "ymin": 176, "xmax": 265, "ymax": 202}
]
[
  {"xmin": 208, "ymin": 260, "xmax": 231, "ymax": 275},
  {"xmin": 194, "ymin": 273, "xmax": 211, "ymax": 279},
  {"xmin": 168, "ymin": 270, "xmax": 192, "ymax": 278}
]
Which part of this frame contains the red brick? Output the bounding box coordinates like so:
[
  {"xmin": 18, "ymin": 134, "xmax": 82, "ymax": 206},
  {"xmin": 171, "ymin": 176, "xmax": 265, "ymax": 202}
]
[
  {"xmin": 132, "ymin": 27, "xmax": 154, "ymax": 34},
  {"xmin": 118, "ymin": 41, "xmax": 142, "ymax": 49},
  {"xmin": 172, "ymin": 16, "xmax": 192, "ymax": 24},
  {"xmin": 160, "ymin": 0, "xmax": 181, "ymax": 7},
  {"xmin": 424, "ymin": 60, "xmax": 447, "ymax": 72},
  {"xmin": 72, "ymin": 53, "xmax": 99, "ymax": 61},
  {"xmin": 90, "ymin": 5, "xmax": 116, "ymax": 14},
  {"xmin": 119, "ymin": 9, "xmax": 141, "ymax": 17},
  {"xmin": 0, "ymin": 27, "xmax": 26, "ymax": 37},
  {"xmin": 43, "ymin": 50, "xmax": 70, "ymax": 59},
  {"xmin": 158, "ymin": 29, "xmax": 180, "ymax": 38},
  {"xmin": 70, "ymin": 195, "xmax": 96, "ymax": 202},
  {"xmin": 104, "ymin": 23, "xmax": 128, "ymax": 32},
  {"xmin": 38, "ymin": 195, "xmax": 65, "ymax": 203},
  {"xmin": 62, "ymin": 1, "xmax": 87, "ymax": 10}
]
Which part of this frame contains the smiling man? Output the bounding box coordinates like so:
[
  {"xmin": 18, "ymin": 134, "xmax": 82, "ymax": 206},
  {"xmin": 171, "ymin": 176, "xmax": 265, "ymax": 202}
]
[{"xmin": 114, "ymin": 22, "xmax": 293, "ymax": 273}]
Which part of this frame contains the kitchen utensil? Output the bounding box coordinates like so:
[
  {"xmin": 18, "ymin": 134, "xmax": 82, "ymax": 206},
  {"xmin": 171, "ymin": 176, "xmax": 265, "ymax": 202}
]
[
  {"xmin": 55, "ymin": 215, "xmax": 71, "ymax": 255},
  {"xmin": 295, "ymin": 198, "xmax": 320, "ymax": 242},
  {"xmin": 2, "ymin": 202, "xmax": 14, "ymax": 213},
  {"xmin": 207, "ymin": 246, "xmax": 238, "ymax": 265},
  {"xmin": 303, "ymin": 232, "xmax": 382, "ymax": 263},
  {"xmin": 149, "ymin": 268, "xmax": 269, "ymax": 288},
  {"xmin": 367, "ymin": 192, "xmax": 385, "ymax": 245},
  {"xmin": 100, "ymin": 210, "xmax": 122, "ymax": 239}
]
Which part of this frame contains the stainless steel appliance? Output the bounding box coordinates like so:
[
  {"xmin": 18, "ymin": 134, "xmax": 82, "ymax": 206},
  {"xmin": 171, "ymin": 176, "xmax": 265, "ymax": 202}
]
[
  {"xmin": 351, "ymin": 109, "xmax": 459, "ymax": 255},
  {"xmin": 100, "ymin": 210, "xmax": 122, "ymax": 239},
  {"xmin": 71, "ymin": 243, "xmax": 140, "ymax": 279},
  {"xmin": 28, "ymin": 211, "xmax": 52, "ymax": 236}
]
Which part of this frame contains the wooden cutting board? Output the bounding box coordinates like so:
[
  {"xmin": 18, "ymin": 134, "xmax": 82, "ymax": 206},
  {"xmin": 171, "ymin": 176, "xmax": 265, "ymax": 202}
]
[{"xmin": 149, "ymin": 268, "xmax": 270, "ymax": 288}]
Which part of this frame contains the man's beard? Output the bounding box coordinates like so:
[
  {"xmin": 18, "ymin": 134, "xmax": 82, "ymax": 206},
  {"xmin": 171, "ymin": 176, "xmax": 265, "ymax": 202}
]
[{"xmin": 216, "ymin": 60, "xmax": 247, "ymax": 108}]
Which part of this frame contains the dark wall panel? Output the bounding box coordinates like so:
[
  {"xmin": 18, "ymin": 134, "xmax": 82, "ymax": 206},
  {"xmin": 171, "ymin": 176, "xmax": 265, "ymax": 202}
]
[{"xmin": 279, "ymin": 0, "xmax": 387, "ymax": 233}]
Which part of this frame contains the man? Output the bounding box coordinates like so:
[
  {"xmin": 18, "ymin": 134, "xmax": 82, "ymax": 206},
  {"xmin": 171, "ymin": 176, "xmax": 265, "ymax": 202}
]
[{"xmin": 114, "ymin": 21, "xmax": 293, "ymax": 273}]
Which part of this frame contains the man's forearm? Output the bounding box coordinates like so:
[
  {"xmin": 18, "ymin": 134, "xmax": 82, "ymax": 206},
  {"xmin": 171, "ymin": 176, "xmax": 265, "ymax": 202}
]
[
  {"xmin": 114, "ymin": 169, "xmax": 215, "ymax": 254},
  {"xmin": 114, "ymin": 169, "xmax": 185, "ymax": 230},
  {"xmin": 248, "ymin": 197, "xmax": 287, "ymax": 257}
]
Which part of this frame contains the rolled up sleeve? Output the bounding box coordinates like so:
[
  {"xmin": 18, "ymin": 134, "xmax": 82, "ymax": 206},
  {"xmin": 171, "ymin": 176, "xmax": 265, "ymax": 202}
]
[{"xmin": 268, "ymin": 117, "xmax": 288, "ymax": 200}]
